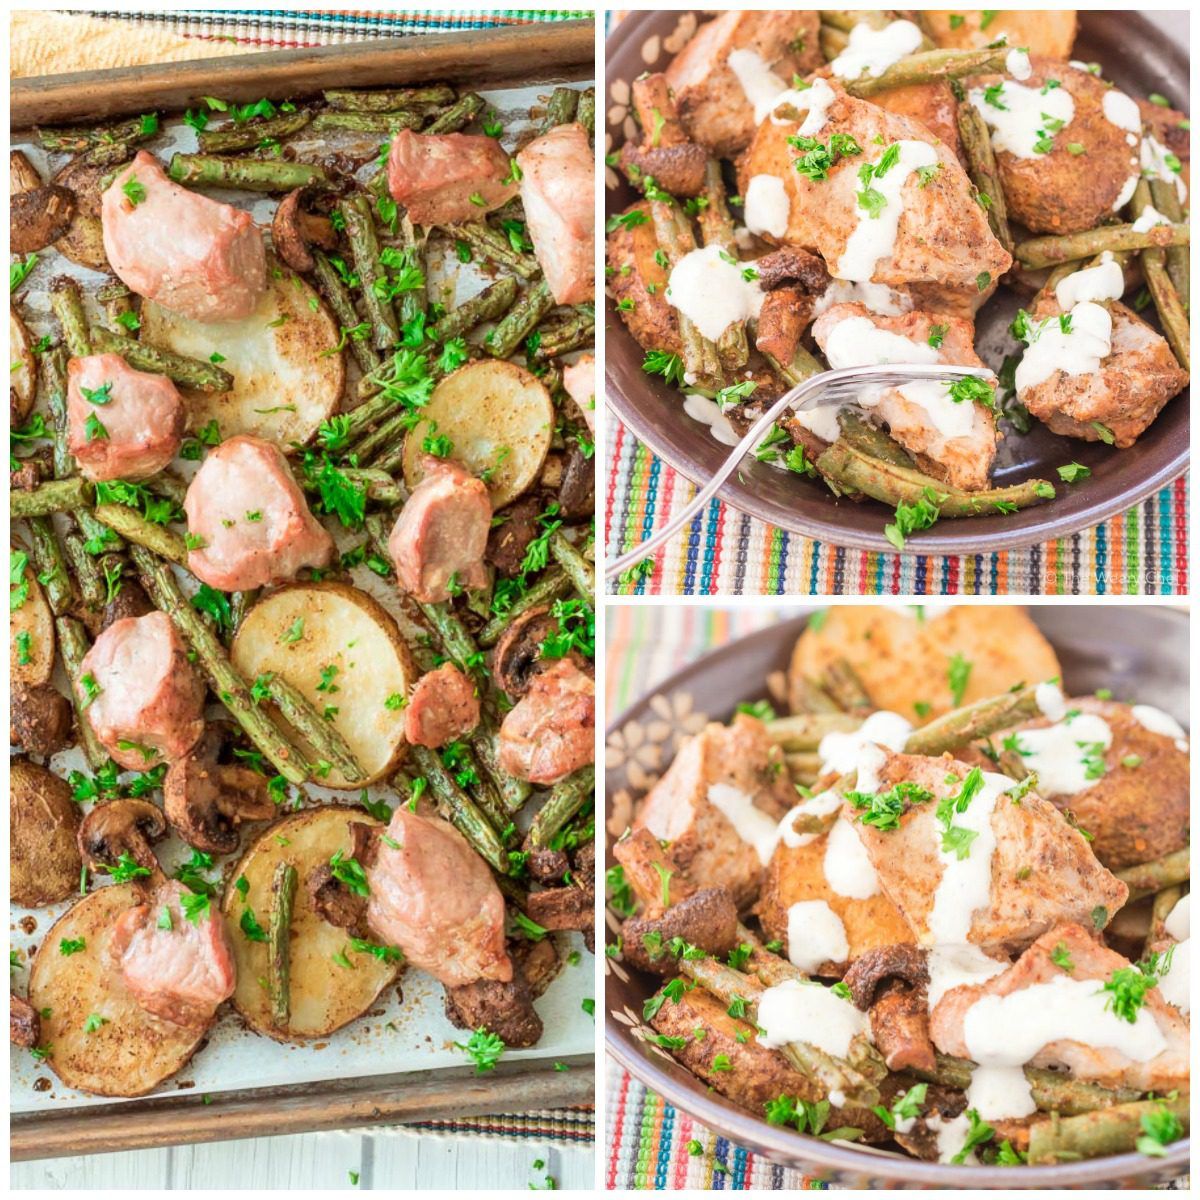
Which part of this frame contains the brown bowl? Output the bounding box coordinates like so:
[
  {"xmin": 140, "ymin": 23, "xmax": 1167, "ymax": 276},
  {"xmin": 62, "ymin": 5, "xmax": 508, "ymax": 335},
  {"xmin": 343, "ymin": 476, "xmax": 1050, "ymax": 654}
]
[
  {"xmin": 603, "ymin": 13, "xmax": 1190, "ymax": 555},
  {"xmin": 604, "ymin": 605, "xmax": 1190, "ymax": 1188}
]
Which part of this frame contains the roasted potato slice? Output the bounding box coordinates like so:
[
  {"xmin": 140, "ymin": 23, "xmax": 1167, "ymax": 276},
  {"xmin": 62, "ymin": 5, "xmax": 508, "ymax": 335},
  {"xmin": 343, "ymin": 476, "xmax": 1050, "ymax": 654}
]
[
  {"xmin": 789, "ymin": 605, "xmax": 1061, "ymax": 723},
  {"xmin": 10, "ymin": 308, "xmax": 36, "ymax": 423},
  {"xmin": 50, "ymin": 153, "xmax": 121, "ymax": 271},
  {"xmin": 231, "ymin": 583, "xmax": 415, "ymax": 788},
  {"xmin": 11, "ymin": 758, "xmax": 82, "ymax": 907},
  {"xmin": 922, "ymin": 10, "xmax": 1077, "ymax": 59},
  {"xmin": 140, "ymin": 257, "xmax": 343, "ymax": 448},
  {"xmin": 222, "ymin": 807, "xmax": 399, "ymax": 1041},
  {"xmin": 28, "ymin": 883, "xmax": 207, "ymax": 1096},
  {"xmin": 402, "ymin": 360, "xmax": 554, "ymax": 509},
  {"xmin": 11, "ymin": 545, "xmax": 55, "ymax": 688}
]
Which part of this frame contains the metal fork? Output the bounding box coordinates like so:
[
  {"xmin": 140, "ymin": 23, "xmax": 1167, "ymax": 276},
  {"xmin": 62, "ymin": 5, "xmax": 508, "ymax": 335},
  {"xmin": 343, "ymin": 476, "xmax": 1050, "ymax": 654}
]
[{"xmin": 604, "ymin": 362, "xmax": 992, "ymax": 582}]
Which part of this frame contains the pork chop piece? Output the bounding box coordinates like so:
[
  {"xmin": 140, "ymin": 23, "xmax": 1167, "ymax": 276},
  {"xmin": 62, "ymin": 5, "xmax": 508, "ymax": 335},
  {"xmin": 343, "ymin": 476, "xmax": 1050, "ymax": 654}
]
[
  {"xmin": 871, "ymin": 82, "xmax": 965, "ymax": 168},
  {"xmin": 847, "ymin": 747, "xmax": 1128, "ymax": 956},
  {"xmin": 562, "ymin": 354, "xmax": 595, "ymax": 432},
  {"xmin": 811, "ymin": 303, "xmax": 998, "ymax": 491},
  {"xmin": 931, "ymin": 922, "xmax": 1189, "ymax": 1093},
  {"xmin": 110, "ymin": 880, "xmax": 236, "ymax": 1027},
  {"xmin": 81, "ymin": 611, "xmax": 206, "ymax": 770},
  {"xmin": 739, "ymin": 86, "xmax": 1011, "ymax": 289},
  {"xmin": 1015, "ymin": 295, "xmax": 1187, "ymax": 448},
  {"xmin": 498, "ymin": 657, "xmax": 594, "ymax": 785},
  {"xmin": 968, "ymin": 58, "xmax": 1143, "ymax": 235},
  {"xmin": 517, "ymin": 122, "xmax": 593, "ymax": 305},
  {"xmin": 366, "ymin": 806, "xmax": 511, "ymax": 987},
  {"xmin": 618, "ymin": 72, "xmax": 709, "ymax": 197},
  {"xmin": 386, "ymin": 130, "xmax": 517, "ymax": 226},
  {"xmin": 999, "ymin": 695, "xmax": 1189, "ymax": 871},
  {"xmin": 403, "ymin": 662, "xmax": 480, "ymax": 749},
  {"xmin": 66, "ymin": 352, "xmax": 185, "ymax": 482},
  {"xmin": 387, "ymin": 455, "xmax": 490, "ymax": 603},
  {"xmin": 101, "ymin": 151, "xmax": 266, "ymax": 322},
  {"xmin": 606, "ymin": 201, "xmax": 680, "ymax": 354},
  {"xmin": 184, "ymin": 435, "xmax": 333, "ymax": 592},
  {"xmin": 634, "ymin": 714, "xmax": 795, "ymax": 913},
  {"xmin": 665, "ymin": 12, "xmax": 822, "ymax": 157}
]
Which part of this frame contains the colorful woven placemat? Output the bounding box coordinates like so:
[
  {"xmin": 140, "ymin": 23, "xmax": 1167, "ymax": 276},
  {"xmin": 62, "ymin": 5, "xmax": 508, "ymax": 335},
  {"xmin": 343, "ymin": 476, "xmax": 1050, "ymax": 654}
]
[
  {"xmin": 605, "ymin": 422, "xmax": 1190, "ymax": 597},
  {"xmin": 14, "ymin": 6, "xmax": 594, "ymax": 1150}
]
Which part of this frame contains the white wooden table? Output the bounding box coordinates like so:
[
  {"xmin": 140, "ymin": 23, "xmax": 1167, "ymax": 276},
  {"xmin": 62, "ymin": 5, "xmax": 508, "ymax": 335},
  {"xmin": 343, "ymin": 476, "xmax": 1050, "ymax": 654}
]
[{"xmin": 13, "ymin": 1130, "xmax": 595, "ymax": 1190}]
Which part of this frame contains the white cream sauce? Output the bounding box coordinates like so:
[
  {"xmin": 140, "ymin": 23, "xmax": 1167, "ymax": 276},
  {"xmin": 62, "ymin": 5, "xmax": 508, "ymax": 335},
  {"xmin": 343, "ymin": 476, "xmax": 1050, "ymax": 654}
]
[
  {"xmin": 966, "ymin": 1065, "xmax": 1037, "ymax": 1121},
  {"xmin": 926, "ymin": 1111, "xmax": 977, "ymax": 1164},
  {"xmin": 819, "ymin": 708, "xmax": 913, "ymax": 775},
  {"xmin": 757, "ymin": 977, "xmax": 870, "ymax": 1058},
  {"xmin": 1164, "ymin": 894, "xmax": 1190, "ymax": 941},
  {"xmin": 786, "ymin": 899, "xmax": 849, "ymax": 972},
  {"xmin": 855, "ymin": 743, "xmax": 888, "ymax": 794},
  {"xmin": 1005, "ymin": 48, "xmax": 1032, "ymax": 81},
  {"xmin": 927, "ymin": 943, "xmax": 1008, "ymax": 1010},
  {"xmin": 744, "ymin": 173, "xmax": 790, "ymax": 239},
  {"xmin": 1141, "ymin": 135, "xmax": 1188, "ymax": 203},
  {"xmin": 969, "ymin": 80, "xmax": 1075, "ymax": 159},
  {"xmin": 726, "ymin": 48, "xmax": 789, "ymax": 125},
  {"xmin": 824, "ymin": 816, "xmax": 881, "ymax": 900},
  {"xmin": 1132, "ymin": 204, "xmax": 1172, "ymax": 232},
  {"xmin": 1156, "ymin": 939, "xmax": 1189, "ymax": 1014},
  {"xmin": 1130, "ymin": 704, "xmax": 1189, "ymax": 750},
  {"xmin": 768, "ymin": 77, "xmax": 837, "ymax": 136},
  {"xmin": 777, "ymin": 789, "xmax": 844, "ymax": 849},
  {"xmin": 830, "ymin": 20, "xmax": 923, "ymax": 81},
  {"xmin": 681, "ymin": 392, "xmax": 739, "ymax": 446},
  {"xmin": 1102, "ymin": 89, "xmax": 1142, "ymax": 134},
  {"xmin": 836, "ymin": 140, "xmax": 940, "ymax": 282},
  {"xmin": 1053, "ymin": 252, "xmax": 1124, "ymax": 309},
  {"xmin": 1014, "ymin": 301, "xmax": 1112, "ymax": 392},
  {"xmin": 811, "ymin": 278, "xmax": 913, "ymax": 318},
  {"xmin": 666, "ymin": 244, "xmax": 764, "ymax": 341},
  {"xmin": 1035, "ymin": 681, "xmax": 1068, "ymax": 721},
  {"xmin": 707, "ymin": 782, "xmax": 781, "ymax": 865},
  {"xmin": 1009, "ymin": 711, "xmax": 1113, "ymax": 796},
  {"xmin": 1112, "ymin": 173, "xmax": 1140, "ymax": 213}
]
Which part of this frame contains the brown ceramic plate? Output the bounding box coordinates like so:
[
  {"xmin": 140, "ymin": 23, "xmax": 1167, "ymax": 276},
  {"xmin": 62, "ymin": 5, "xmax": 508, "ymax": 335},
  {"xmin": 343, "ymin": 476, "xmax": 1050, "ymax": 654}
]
[
  {"xmin": 604, "ymin": 13, "xmax": 1190, "ymax": 555},
  {"xmin": 604, "ymin": 605, "xmax": 1189, "ymax": 1188}
]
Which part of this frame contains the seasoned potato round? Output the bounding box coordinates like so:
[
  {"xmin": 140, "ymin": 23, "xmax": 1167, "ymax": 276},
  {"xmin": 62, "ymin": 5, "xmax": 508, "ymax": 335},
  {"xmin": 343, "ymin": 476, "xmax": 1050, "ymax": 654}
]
[
  {"xmin": 11, "ymin": 759, "xmax": 82, "ymax": 907},
  {"xmin": 10, "ymin": 308, "xmax": 36, "ymax": 422},
  {"xmin": 402, "ymin": 360, "xmax": 554, "ymax": 509},
  {"xmin": 231, "ymin": 583, "xmax": 415, "ymax": 788},
  {"xmin": 222, "ymin": 807, "xmax": 399, "ymax": 1041},
  {"xmin": 28, "ymin": 883, "xmax": 206, "ymax": 1096},
  {"xmin": 789, "ymin": 605, "xmax": 1061, "ymax": 723},
  {"xmin": 922, "ymin": 10, "xmax": 1077, "ymax": 59},
  {"xmin": 11, "ymin": 545, "xmax": 55, "ymax": 688},
  {"xmin": 140, "ymin": 257, "xmax": 343, "ymax": 448}
]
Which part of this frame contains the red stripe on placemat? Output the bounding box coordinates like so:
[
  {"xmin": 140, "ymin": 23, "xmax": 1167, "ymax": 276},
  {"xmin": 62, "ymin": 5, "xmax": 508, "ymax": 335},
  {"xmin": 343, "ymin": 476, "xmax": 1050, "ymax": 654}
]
[{"xmin": 607, "ymin": 1069, "xmax": 632, "ymax": 1189}]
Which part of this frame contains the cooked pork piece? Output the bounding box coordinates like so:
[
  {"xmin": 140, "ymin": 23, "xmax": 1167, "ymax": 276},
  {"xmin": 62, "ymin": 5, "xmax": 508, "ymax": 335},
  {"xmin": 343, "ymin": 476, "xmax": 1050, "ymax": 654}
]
[
  {"xmin": 498, "ymin": 657, "xmax": 594, "ymax": 785},
  {"xmin": 811, "ymin": 303, "xmax": 999, "ymax": 491},
  {"xmin": 999, "ymin": 697, "xmax": 1189, "ymax": 871},
  {"xmin": 633, "ymin": 714, "xmax": 795, "ymax": 913},
  {"xmin": 664, "ymin": 12, "xmax": 823, "ymax": 157},
  {"xmin": 562, "ymin": 354, "xmax": 595, "ymax": 433},
  {"xmin": 366, "ymin": 806, "xmax": 511, "ymax": 988},
  {"xmin": 66, "ymin": 352, "xmax": 185, "ymax": 482},
  {"xmin": 969, "ymin": 58, "xmax": 1144, "ymax": 235},
  {"xmin": 739, "ymin": 86, "xmax": 1011, "ymax": 289},
  {"xmin": 605, "ymin": 201, "xmax": 680, "ymax": 354},
  {"xmin": 930, "ymin": 922, "xmax": 1189, "ymax": 1093},
  {"xmin": 386, "ymin": 130, "xmax": 517, "ymax": 225},
  {"xmin": 871, "ymin": 82, "xmax": 965, "ymax": 168},
  {"xmin": 387, "ymin": 455, "xmax": 491, "ymax": 603},
  {"xmin": 101, "ymin": 151, "xmax": 266, "ymax": 322},
  {"xmin": 848, "ymin": 748, "xmax": 1128, "ymax": 955},
  {"xmin": 1015, "ymin": 297, "xmax": 1187, "ymax": 449},
  {"xmin": 402, "ymin": 662, "xmax": 480, "ymax": 749},
  {"xmin": 184, "ymin": 435, "xmax": 334, "ymax": 592},
  {"xmin": 110, "ymin": 880, "xmax": 236, "ymax": 1027},
  {"xmin": 80, "ymin": 611, "xmax": 206, "ymax": 770},
  {"xmin": 1137, "ymin": 97, "xmax": 1190, "ymax": 165},
  {"xmin": 628, "ymin": 73, "xmax": 691, "ymax": 148},
  {"xmin": 517, "ymin": 122, "xmax": 593, "ymax": 304}
]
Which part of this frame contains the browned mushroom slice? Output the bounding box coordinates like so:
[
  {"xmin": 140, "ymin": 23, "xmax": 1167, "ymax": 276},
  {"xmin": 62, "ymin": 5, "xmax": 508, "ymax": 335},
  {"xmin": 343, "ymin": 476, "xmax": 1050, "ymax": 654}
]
[
  {"xmin": 271, "ymin": 187, "xmax": 338, "ymax": 273},
  {"xmin": 558, "ymin": 441, "xmax": 595, "ymax": 521},
  {"xmin": 527, "ymin": 847, "xmax": 570, "ymax": 885},
  {"xmin": 443, "ymin": 936, "xmax": 554, "ymax": 1048},
  {"xmin": 843, "ymin": 944, "xmax": 936, "ymax": 1074},
  {"xmin": 10, "ymin": 682, "xmax": 73, "ymax": 759},
  {"xmin": 622, "ymin": 887, "xmax": 740, "ymax": 975},
  {"xmin": 617, "ymin": 141, "xmax": 708, "ymax": 197},
  {"xmin": 100, "ymin": 576, "xmax": 154, "ymax": 632},
  {"xmin": 10, "ymin": 993, "xmax": 40, "ymax": 1048},
  {"xmin": 492, "ymin": 605, "xmax": 560, "ymax": 697},
  {"xmin": 11, "ymin": 185, "xmax": 76, "ymax": 255},
  {"xmin": 163, "ymin": 727, "xmax": 276, "ymax": 854},
  {"xmin": 11, "ymin": 150, "xmax": 41, "ymax": 195},
  {"xmin": 76, "ymin": 797, "xmax": 168, "ymax": 884}
]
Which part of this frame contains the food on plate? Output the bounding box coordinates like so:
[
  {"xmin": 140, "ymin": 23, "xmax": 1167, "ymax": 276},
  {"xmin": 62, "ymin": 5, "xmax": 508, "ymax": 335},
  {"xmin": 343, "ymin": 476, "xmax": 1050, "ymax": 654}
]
[
  {"xmin": 9, "ymin": 74, "xmax": 596, "ymax": 1099},
  {"xmin": 607, "ymin": 604, "xmax": 1190, "ymax": 1166},
  {"xmin": 607, "ymin": 11, "xmax": 1190, "ymax": 549}
]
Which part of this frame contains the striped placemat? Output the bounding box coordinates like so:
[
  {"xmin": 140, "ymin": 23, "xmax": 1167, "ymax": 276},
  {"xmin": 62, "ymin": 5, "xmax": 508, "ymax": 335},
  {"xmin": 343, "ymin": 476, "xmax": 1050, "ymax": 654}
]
[{"xmin": 605, "ymin": 422, "xmax": 1190, "ymax": 596}]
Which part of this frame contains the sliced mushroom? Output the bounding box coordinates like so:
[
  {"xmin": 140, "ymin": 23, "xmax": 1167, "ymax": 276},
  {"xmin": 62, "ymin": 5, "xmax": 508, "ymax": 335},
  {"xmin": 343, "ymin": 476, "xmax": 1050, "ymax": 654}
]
[
  {"xmin": 101, "ymin": 576, "xmax": 155, "ymax": 632},
  {"xmin": 558, "ymin": 440, "xmax": 595, "ymax": 521},
  {"xmin": 443, "ymin": 939, "xmax": 547, "ymax": 1048},
  {"xmin": 306, "ymin": 819, "xmax": 377, "ymax": 934},
  {"xmin": 271, "ymin": 187, "xmax": 337, "ymax": 273},
  {"xmin": 10, "ymin": 682, "xmax": 73, "ymax": 759},
  {"xmin": 163, "ymin": 727, "xmax": 276, "ymax": 854},
  {"xmin": 492, "ymin": 605, "xmax": 559, "ymax": 697},
  {"xmin": 622, "ymin": 888, "xmax": 739, "ymax": 975},
  {"xmin": 10, "ymin": 993, "xmax": 40, "ymax": 1048},
  {"xmin": 527, "ymin": 847, "xmax": 569, "ymax": 885},
  {"xmin": 76, "ymin": 797, "xmax": 167, "ymax": 885},
  {"xmin": 11, "ymin": 185, "xmax": 76, "ymax": 256},
  {"xmin": 11, "ymin": 150, "xmax": 42, "ymax": 196},
  {"xmin": 486, "ymin": 495, "xmax": 540, "ymax": 578},
  {"xmin": 843, "ymin": 944, "xmax": 937, "ymax": 1074}
]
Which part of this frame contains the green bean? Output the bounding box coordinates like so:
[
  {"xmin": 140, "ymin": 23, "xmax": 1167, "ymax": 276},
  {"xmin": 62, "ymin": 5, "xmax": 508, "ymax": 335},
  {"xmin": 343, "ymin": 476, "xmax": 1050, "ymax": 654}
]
[
  {"xmin": 310, "ymin": 110, "xmax": 423, "ymax": 135},
  {"xmin": 408, "ymin": 746, "xmax": 507, "ymax": 872},
  {"xmin": 1015, "ymin": 221, "xmax": 1189, "ymax": 269},
  {"xmin": 37, "ymin": 116, "xmax": 157, "ymax": 152},
  {"xmin": 548, "ymin": 530, "xmax": 595, "ymax": 600},
  {"xmin": 198, "ymin": 110, "xmax": 312, "ymax": 154},
  {"xmin": 697, "ymin": 159, "xmax": 749, "ymax": 371},
  {"xmin": 837, "ymin": 410, "xmax": 915, "ymax": 468},
  {"xmin": 790, "ymin": 676, "xmax": 843, "ymax": 715},
  {"xmin": 61, "ymin": 521, "xmax": 106, "ymax": 611},
  {"xmin": 452, "ymin": 222, "xmax": 541, "ymax": 279},
  {"xmin": 1130, "ymin": 179, "xmax": 1190, "ymax": 371},
  {"xmin": 844, "ymin": 47, "xmax": 1010, "ymax": 98},
  {"xmin": 424, "ymin": 93, "xmax": 485, "ymax": 135},
  {"xmin": 539, "ymin": 87, "xmax": 580, "ymax": 133},
  {"xmin": 1148, "ymin": 178, "xmax": 1189, "ymax": 306},
  {"xmin": 311, "ymin": 250, "xmax": 382, "ymax": 378},
  {"xmin": 90, "ymin": 504, "xmax": 187, "ymax": 565},
  {"xmin": 1026, "ymin": 1095, "xmax": 1188, "ymax": 1164},
  {"xmin": 49, "ymin": 278, "xmax": 92, "ymax": 357},
  {"xmin": 26, "ymin": 518, "xmax": 73, "ymax": 617},
  {"xmin": 56, "ymin": 616, "xmax": 111, "ymax": 770},
  {"xmin": 96, "ymin": 281, "xmax": 135, "ymax": 331},
  {"xmin": 339, "ymin": 193, "xmax": 400, "ymax": 351},
  {"xmin": 478, "ymin": 568, "xmax": 572, "ymax": 646},
  {"xmin": 167, "ymin": 154, "xmax": 331, "ymax": 192},
  {"xmin": 269, "ymin": 862, "xmax": 297, "ymax": 1030},
  {"xmin": 1116, "ymin": 848, "xmax": 1189, "ymax": 900},
  {"xmin": 903, "ymin": 685, "xmax": 1041, "ymax": 756},
  {"xmin": 89, "ymin": 326, "xmax": 233, "ymax": 393},
  {"xmin": 957, "ymin": 101, "xmax": 1013, "ymax": 254},
  {"xmin": 261, "ymin": 673, "xmax": 366, "ymax": 784},
  {"xmin": 577, "ymin": 87, "xmax": 595, "ymax": 136},
  {"xmin": 821, "ymin": 659, "xmax": 873, "ymax": 716},
  {"xmin": 534, "ymin": 308, "xmax": 595, "ymax": 359},
  {"xmin": 11, "ymin": 478, "xmax": 92, "ymax": 518},
  {"xmin": 766, "ymin": 712, "xmax": 862, "ymax": 752},
  {"xmin": 431, "ymin": 276, "xmax": 519, "ymax": 342},
  {"xmin": 486, "ymin": 279, "xmax": 554, "ymax": 359},
  {"xmin": 527, "ymin": 766, "xmax": 595, "ymax": 848},
  {"xmin": 323, "ymin": 86, "xmax": 456, "ymax": 112}
]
